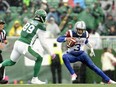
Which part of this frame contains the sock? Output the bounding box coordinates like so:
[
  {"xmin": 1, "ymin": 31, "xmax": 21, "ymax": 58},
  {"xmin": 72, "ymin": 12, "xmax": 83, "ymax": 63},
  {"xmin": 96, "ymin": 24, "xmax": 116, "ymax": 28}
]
[
  {"xmin": 33, "ymin": 58, "xmax": 42, "ymax": 77},
  {"xmin": 2, "ymin": 59, "xmax": 16, "ymax": 66},
  {"xmin": 28, "ymin": 46, "xmax": 43, "ymax": 77}
]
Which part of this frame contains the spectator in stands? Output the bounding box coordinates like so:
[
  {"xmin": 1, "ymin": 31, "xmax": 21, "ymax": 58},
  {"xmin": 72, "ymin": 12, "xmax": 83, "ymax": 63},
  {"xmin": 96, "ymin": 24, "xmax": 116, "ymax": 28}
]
[
  {"xmin": 74, "ymin": 0, "xmax": 86, "ymax": 9},
  {"xmin": 57, "ymin": 3, "xmax": 72, "ymax": 30},
  {"xmin": 85, "ymin": 0, "xmax": 97, "ymax": 7},
  {"xmin": 20, "ymin": 3, "xmax": 33, "ymax": 25},
  {"xmin": 46, "ymin": 17, "xmax": 60, "ymax": 38},
  {"xmin": 103, "ymin": 14, "xmax": 116, "ymax": 35},
  {"xmin": 58, "ymin": 0, "xmax": 64, "ymax": 8},
  {"xmin": 8, "ymin": 20, "xmax": 22, "ymax": 36},
  {"xmin": 0, "ymin": 0, "xmax": 10, "ymax": 13},
  {"xmin": 69, "ymin": 13, "xmax": 78, "ymax": 26},
  {"xmin": 109, "ymin": 25, "xmax": 116, "ymax": 36},
  {"xmin": 73, "ymin": 2, "xmax": 84, "ymax": 14},
  {"xmin": 6, "ymin": 0, "xmax": 22, "ymax": 7},
  {"xmin": 23, "ymin": 0, "xmax": 31, "ymax": 7},
  {"xmin": 101, "ymin": 48, "xmax": 116, "ymax": 83},
  {"xmin": 91, "ymin": 1, "xmax": 105, "ymax": 29},
  {"xmin": 20, "ymin": 3, "xmax": 28, "ymax": 15},
  {"xmin": 40, "ymin": 0, "xmax": 49, "ymax": 13},
  {"xmin": 3, "ymin": 10, "xmax": 13, "ymax": 34},
  {"xmin": 77, "ymin": 7, "xmax": 97, "ymax": 32},
  {"xmin": 3, "ymin": 10, "xmax": 12, "ymax": 24},
  {"xmin": 30, "ymin": 1, "xmax": 35, "ymax": 14},
  {"xmin": 46, "ymin": 7, "xmax": 60, "ymax": 25}
]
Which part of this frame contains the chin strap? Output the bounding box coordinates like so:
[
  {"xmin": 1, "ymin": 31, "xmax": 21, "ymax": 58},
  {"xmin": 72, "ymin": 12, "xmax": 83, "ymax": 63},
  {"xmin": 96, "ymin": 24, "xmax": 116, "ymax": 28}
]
[{"xmin": 77, "ymin": 33, "xmax": 82, "ymax": 36}]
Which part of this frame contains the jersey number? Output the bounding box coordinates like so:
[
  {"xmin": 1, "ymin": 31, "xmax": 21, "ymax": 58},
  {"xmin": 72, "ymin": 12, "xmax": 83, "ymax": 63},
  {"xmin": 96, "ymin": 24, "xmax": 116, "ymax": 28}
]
[
  {"xmin": 74, "ymin": 44, "xmax": 81, "ymax": 51},
  {"xmin": 22, "ymin": 23, "xmax": 35, "ymax": 33}
]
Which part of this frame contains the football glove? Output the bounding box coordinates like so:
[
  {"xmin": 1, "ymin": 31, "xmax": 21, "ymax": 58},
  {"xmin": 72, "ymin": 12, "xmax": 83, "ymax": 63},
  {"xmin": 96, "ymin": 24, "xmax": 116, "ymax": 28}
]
[{"xmin": 90, "ymin": 48, "xmax": 95, "ymax": 57}]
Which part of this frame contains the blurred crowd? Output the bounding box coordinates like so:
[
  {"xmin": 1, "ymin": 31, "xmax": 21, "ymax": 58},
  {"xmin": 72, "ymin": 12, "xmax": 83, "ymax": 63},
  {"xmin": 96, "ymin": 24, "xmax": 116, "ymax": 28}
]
[{"xmin": 0, "ymin": 0, "xmax": 116, "ymax": 37}]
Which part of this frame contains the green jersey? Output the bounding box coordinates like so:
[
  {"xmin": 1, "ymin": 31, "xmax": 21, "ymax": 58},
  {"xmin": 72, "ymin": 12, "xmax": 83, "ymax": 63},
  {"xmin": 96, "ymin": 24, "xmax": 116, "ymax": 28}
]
[{"xmin": 18, "ymin": 19, "xmax": 46, "ymax": 45}]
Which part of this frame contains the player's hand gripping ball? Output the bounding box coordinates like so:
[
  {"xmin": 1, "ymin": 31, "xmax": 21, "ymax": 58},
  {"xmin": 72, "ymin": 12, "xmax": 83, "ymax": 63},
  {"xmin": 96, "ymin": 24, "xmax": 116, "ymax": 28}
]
[
  {"xmin": 66, "ymin": 37, "xmax": 77, "ymax": 48},
  {"xmin": 65, "ymin": 30, "xmax": 77, "ymax": 48}
]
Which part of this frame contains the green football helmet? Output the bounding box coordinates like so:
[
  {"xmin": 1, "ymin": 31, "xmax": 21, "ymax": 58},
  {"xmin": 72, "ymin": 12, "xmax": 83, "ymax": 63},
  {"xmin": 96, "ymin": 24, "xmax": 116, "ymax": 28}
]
[{"xmin": 34, "ymin": 9, "xmax": 47, "ymax": 23}]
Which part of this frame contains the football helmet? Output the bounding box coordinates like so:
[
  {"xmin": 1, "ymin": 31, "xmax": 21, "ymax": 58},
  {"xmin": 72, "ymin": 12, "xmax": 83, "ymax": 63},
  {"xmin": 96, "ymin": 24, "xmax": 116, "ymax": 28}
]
[
  {"xmin": 34, "ymin": 9, "xmax": 47, "ymax": 23},
  {"xmin": 74, "ymin": 21, "xmax": 86, "ymax": 36}
]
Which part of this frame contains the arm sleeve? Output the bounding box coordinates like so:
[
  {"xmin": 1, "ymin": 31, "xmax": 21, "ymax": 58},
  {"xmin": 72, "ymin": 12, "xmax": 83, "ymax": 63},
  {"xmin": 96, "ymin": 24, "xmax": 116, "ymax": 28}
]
[
  {"xmin": 86, "ymin": 42, "xmax": 93, "ymax": 49},
  {"xmin": 57, "ymin": 30, "xmax": 73, "ymax": 42},
  {"xmin": 37, "ymin": 29, "xmax": 53, "ymax": 55},
  {"xmin": 57, "ymin": 36, "xmax": 66, "ymax": 42},
  {"xmin": 86, "ymin": 37, "xmax": 94, "ymax": 52}
]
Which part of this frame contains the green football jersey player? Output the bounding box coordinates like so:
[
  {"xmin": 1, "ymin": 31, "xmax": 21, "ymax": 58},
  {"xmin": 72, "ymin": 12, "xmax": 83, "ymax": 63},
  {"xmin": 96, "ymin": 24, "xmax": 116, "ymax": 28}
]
[{"xmin": 0, "ymin": 9, "xmax": 55, "ymax": 84}]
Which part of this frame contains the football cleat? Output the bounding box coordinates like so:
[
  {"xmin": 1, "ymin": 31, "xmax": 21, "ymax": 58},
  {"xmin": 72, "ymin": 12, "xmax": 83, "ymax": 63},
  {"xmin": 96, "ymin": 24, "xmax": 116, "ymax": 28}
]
[
  {"xmin": 31, "ymin": 77, "xmax": 46, "ymax": 84},
  {"xmin": 0, "ymin": 80, "xmax": 8, "ymax": 84},
  {"xmin": 108, "ymin": 79, "xmax": 116, "ymax": 84},
  {"xmin": 71, "ymin": 73, "xmax": 77, "ymax": 81}
]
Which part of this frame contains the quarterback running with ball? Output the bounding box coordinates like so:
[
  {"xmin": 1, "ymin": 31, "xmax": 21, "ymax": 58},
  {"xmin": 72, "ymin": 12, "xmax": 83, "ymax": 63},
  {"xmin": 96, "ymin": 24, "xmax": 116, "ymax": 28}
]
[
  {"xmin": 57, "ymin": 21, "xmax": 116, "ymax": 84},
  {"xmin": 0, "ymin": 9, "xmax": 55, "ymax": 84}
]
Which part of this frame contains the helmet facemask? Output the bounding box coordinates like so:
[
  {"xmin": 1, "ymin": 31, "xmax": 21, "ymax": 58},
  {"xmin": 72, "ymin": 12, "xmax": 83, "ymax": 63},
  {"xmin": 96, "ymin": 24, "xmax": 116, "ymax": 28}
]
[
  {"xmin": 76, "ymin": 28, "xmax": 86, "ymax": 36},
  {"xmin": 34, "ymin": 15, "xmax": 46, "ymax": 23},
  {"xmin": 34, "ymin": 9, "xmax": 47, "ymax": 23}
]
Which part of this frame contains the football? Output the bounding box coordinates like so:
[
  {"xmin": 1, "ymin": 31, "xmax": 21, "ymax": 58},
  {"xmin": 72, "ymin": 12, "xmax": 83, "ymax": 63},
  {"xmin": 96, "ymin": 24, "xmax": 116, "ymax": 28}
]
[{"xmin": 66, "ymin": 37, "xmax": 77, "ymax": 48}]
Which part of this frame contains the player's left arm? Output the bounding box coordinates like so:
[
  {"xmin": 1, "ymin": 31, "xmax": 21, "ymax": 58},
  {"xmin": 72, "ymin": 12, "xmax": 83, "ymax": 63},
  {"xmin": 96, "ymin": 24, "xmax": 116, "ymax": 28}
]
[
  {"xmin": 85, "ymin": 31, "xmax": 95, "ymax": 57},
  {"xmin": 57, "ymin": 36, "xmax": 67, "ymax": 42}
]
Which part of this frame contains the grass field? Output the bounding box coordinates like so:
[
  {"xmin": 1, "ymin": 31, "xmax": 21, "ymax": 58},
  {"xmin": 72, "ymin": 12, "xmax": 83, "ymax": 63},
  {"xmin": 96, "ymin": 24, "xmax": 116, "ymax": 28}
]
[{"xmin": 0, "ymin": 84, "xmax": 115, "ymax": 87}]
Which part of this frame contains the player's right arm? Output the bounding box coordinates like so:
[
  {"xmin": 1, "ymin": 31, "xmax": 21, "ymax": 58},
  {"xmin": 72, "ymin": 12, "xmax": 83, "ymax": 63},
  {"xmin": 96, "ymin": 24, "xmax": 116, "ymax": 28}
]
[{"xmin": 57, "ymin": 30, "xmax": 72, "ymax": 42}]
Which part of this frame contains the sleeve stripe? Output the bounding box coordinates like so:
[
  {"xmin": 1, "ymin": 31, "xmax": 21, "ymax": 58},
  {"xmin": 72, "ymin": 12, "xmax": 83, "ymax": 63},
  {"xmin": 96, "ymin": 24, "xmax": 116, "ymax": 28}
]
[
  {"xmin": 69, "ymin": 30, "xmax": 73, "ymax": 37},
  {"xmin": 86, "ymin": 31, "xmax": 89, "ymax": 38}
]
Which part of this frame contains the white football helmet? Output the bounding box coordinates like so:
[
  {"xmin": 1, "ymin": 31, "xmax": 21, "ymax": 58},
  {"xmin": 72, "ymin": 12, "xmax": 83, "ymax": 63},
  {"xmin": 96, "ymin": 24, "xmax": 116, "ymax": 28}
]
[{"xmin": 74, "ymin": 21, "xmax": 86, "ymax": 36}]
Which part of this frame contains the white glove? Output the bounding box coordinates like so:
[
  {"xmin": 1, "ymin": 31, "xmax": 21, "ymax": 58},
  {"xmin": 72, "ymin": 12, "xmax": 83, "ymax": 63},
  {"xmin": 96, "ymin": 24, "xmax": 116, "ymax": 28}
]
[{"xmin": 90, "ymin": 48, "xmax": 95, "ymax": 57}]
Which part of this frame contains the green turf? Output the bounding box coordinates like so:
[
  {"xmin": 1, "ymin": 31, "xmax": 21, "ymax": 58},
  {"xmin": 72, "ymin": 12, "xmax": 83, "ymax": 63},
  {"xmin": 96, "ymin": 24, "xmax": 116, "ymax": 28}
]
[{"xmin": 0, "ymin": 84, "xmax": 115, "ymax": 87}]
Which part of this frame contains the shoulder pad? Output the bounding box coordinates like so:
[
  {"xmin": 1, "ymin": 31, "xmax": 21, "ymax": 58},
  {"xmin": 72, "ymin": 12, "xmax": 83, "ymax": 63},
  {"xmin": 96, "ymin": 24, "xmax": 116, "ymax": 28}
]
[{"xmin": 65, "ymin": 30, "xmax": 73, "ymax": 37}]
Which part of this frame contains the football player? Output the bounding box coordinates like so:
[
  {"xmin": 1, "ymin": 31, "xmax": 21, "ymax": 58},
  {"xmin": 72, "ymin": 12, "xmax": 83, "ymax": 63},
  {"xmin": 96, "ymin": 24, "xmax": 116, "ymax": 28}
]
[
  {"xmin": 57, "ymin": 21, "xmax": 116, "ymax": 84},
  {"xmin": 0, "ymin": 9, "xmax": 55, "ymax": 84}
]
